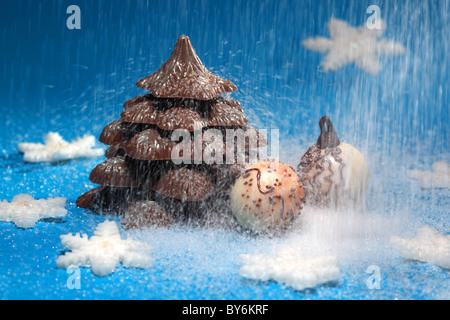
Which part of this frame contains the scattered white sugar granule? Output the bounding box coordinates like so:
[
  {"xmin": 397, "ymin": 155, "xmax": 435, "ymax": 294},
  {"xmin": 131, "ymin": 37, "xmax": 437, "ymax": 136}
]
[
  {"xmin": 302, "ymin": 18, "xmax": 405, "ymax": 74},
  {"xmin": 391, "ymin": 226, "xmax": 450, "ymax": 269},
  {"xmin": 18, "ymin": 132, "xmax": 104, "ymax": 163},
  {"xmin": 0, "ymin": 194, "xmax": 67, "ymax": 229},
  {"xmin": 407, "ymin": 161, "xmax": 450, "ymax": 189},
  {"xmin": 56, "ymin": 220, "xmax": 153, "ymax": 277},
  {"xmin": 239, "ymin": 247, "xmax": 340, "ymax": 291}
]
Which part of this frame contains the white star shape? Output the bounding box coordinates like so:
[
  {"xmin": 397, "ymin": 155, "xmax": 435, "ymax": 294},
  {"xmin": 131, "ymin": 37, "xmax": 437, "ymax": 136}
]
[
  {"xmin": 56, "ymin": 220, "xmax": 153, "ymax": 277},
  {"xmin": 391, "ymin": 226, "xmax": 450, "ymax": 269},
  {"xmin": 18, "ymin": 132, "xmax": 104, "ymax": 163},
  {"xmin": 0, "ymin": 194, "xmax": 67, "ymax": 229},
  {"xmin": 240, "ymin": 247, "xmax": 340, "ymax": 291},
  {"xmin": 302, "ymin": 18, "xmax": 405, "ymax": 74},
  {"xmin": 407, "ymin": 161, "xmax": 450, "ymax": 189}
]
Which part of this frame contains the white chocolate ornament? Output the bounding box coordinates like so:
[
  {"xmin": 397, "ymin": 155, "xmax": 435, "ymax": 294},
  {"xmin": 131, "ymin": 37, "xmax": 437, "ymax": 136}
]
[
  {"xmin": 230, "ymin": 161, "xmax": 305, "ymax": 234},
  {"xmin": 298, "ymin": 116, "xmax": 370, "ymax": 207}
]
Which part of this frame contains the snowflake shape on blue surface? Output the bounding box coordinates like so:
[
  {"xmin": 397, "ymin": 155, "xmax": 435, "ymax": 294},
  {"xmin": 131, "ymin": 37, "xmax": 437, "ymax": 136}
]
[
  {"xmin": 240, "ymin": 246, "xmax": 340, "ymax": 291},
  {"xmin": 18, "ymin": 132, "xmax": 103, "ymax": 163},
  {"xmin": 56, "ymin": 220, "xmax": 153, "ymax": 277},
  {"xmin": 391, "ymin": 226, "xmax": 450, "ymax": 269},
  {"xmin": 407, "ymin": 161, "xmax": 450, "ymax": 189},
  {"xmin": 302, "ymin": 18, "xmax": 405, "ymax": 74},
  {"xmin": 0, "ymin": 194, "xmax": 67, "ymax": 229}
]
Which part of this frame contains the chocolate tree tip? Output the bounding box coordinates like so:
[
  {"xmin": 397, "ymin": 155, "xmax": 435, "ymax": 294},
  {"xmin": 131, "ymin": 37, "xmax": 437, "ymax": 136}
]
[{"xmin": 136, "ymin": 35, "xmax": 237, "ymax": 100}]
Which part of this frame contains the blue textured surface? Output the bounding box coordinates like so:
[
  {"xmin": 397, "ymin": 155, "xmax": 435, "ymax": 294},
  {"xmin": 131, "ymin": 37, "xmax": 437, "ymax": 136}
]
[{"xmin": 0, "ymin": 0, "xmax": 449, "ymax": 300}]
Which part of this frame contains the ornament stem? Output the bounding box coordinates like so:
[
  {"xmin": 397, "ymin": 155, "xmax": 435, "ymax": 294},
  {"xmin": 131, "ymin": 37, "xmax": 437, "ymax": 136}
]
[{"xmin": 317, "ymin": 116, "xmax": 340, "ymax": 149}]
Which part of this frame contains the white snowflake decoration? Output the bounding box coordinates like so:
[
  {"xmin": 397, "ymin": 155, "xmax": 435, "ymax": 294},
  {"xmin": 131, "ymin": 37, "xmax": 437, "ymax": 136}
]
[
  {"xmin": 239, "ymin": 247, "xmax": 340, "ymax": 291},
  {"xmin": 18, "ymin": 132, "xmax": 104, "ymax": 163},
  {"xmin": 0, "ymin": 194, "xmax": 67, "ymax": 229},
  {"xmin": 407, "ymin": 161, "xmax": 450, "ymax": 189},
  {"xmin": 56, "ymin": 220, "xmax": 153, "ymax": 277},
  {"xmin": 391, "ymin": 226, "xmax": 450, "ymax": 269},
  {"xmin": 302, "ymin": 18, "xmax": 405, "ymax": 74}
]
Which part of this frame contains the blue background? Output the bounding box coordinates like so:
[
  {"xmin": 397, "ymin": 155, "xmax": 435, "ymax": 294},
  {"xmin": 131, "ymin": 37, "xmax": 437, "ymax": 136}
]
[{"xmin": 0, "ymin": 0, "xmax": 448, "ymax": 300}]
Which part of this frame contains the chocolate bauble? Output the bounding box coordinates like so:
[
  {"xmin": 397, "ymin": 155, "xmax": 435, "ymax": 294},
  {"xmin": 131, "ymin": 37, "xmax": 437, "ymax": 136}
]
[
  {"xmin": 230, "ymin": 161, "xmax": 305, "ymax": 234},
  {"xmin": 298, "ymin": 116, "xmax": 370, "ymax": 207}
]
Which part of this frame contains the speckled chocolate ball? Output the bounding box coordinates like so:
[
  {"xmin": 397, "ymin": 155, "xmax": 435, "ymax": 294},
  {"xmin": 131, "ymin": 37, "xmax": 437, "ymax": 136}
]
[{"xmin": 230, "ymin": 161, "xmax": 305, "ymax": 234}]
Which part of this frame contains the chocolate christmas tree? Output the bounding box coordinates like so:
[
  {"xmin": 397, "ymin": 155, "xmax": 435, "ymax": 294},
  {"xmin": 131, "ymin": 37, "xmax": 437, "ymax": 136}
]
[{"xmin": 76, "ymin": 35, "xmax": 267, "ymax": 229}]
